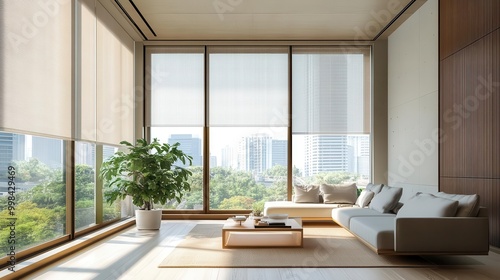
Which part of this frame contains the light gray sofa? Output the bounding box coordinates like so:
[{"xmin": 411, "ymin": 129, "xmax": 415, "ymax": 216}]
[{"xmin": 332, "ymin": 187, "xmax": 490, "ymax": 255}]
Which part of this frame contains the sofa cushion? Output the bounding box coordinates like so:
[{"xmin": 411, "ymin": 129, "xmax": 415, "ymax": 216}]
[
  {"xmin": 434, "ymin": 192, "xmax": 480, "ymax": 217},
  {"xmin": 331, "ymin": 207, "xmax": 395, "ymax": 229},
  {"xmin": 350, "ymin": 216, "xmax": 395, "ymax": 251},
  {"xmin": 265, "ymin": 201, "xmax": 346, "ymax": 218},
  {"xmin": 368, "ymin": 185, "xmax": 402, "ymax": 213},
  {"xmin": 293, "ymin": 184, "xmax": 320, "ymax": 203},
  {"xmin": 320, "ymin": 183, "xmax": 357, "ymax": 204},
  {"xmin": 397, "ymin": 192, "xmax": 459, "ymax": 218},
  {"xmin": 355, "ymin": 190, "xmax": 374, "ymax": 208},
  {"xmin": 365, "ymin": 183, "xmax": 384, "ymax": 195}
]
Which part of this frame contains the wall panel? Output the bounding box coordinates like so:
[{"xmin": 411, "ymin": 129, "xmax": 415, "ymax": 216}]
[
  {"xmin": 440, "ymin": 0, "xmax": 500, "ymax": 247},
  {"xmin": 441, "ymin": 178, "xmax": 500, "ymax": 246},
  {"xmin": 492, "ymin": 29, "xmax": 500, "ymax": 178},
  {"xmin": 439, "ymin": 51, "xmax": 466, "ymax": 177},
  {"xmin": 440, "ymin": 0, "xmax": 500, "ymax": 59}
]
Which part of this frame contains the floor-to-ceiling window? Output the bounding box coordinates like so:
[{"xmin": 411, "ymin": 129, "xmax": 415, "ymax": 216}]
[
  {"xmin": 75, "ymin": 142, "xmax": 96, "ymax": 231},
  {"xmin": 0, "ymin": 0, "xmax": 135, "ymax": 265},
  {"xmin": 292, "ymin": 47, "xmax": 371, "ymax": 188},
  {"xmin": 208, "ymin": 47, "xmax": 289, "ymax": 210},
  {"xmin": 147, "ymin": 47, "xmax": 205, "ymax": 210},
  {"xmin": 146, "ymin": 44, "xmax": 371, "ymax": 212},
  {"xmin": 0, "ymin": 133, "xmax": 66, "ymax": 252}
]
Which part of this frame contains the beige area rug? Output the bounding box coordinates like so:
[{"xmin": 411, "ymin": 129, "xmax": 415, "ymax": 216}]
[{"xmin": 159, "ymin": 224, "xmax": 434, "ymax": 268}]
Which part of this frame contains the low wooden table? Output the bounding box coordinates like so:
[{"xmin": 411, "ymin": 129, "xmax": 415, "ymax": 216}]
[{"xmin": 222, "ymin": 217, "xmax": 303, "ymax": 248}]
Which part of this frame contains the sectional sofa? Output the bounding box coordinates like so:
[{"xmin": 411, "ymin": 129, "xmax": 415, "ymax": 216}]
[
  {"xmin": 332, "ymin": 184, "xmax": 489, "ymax": 255},
  {"xmin": 264, "ymin": 183, "xmax": 490, "ymax": 255}
]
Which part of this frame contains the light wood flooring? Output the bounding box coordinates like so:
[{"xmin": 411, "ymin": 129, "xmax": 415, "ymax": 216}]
[{"xmin": 24, "ymin": 220, "xmax": 500, "ymax": 280}]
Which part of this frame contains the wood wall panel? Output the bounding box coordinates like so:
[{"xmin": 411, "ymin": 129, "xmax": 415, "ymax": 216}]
[
  {"xmin": 440, "ymin": 0, "xmax": 500, "ymax": 59},
  {"xmin": 463, "ymin": 34, "xmax": 493, "ymax": 178},
  {"xmin": 492, "ymin": 29, "xmax": 500, "ymax": 178},
  {"xmin": 440, "ymin": 178, "xmax": 500, "ymax": 246},
  {"xmin": 439, "ymin": 51, "xmax": 466, "ymax": 177},
  {"xmin": 440, "ymin": 0, "xmax": 500, "ymax": 248}
]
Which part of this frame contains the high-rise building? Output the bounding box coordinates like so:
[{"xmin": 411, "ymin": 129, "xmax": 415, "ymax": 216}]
[
  {"xmin": 75, "ymin": 142, "xmax": 96, "ymax": 167},
  {"xmin": 303, "ymin": 135, "xmax": 370, "ymax": 178},
  {"xmin": 220, "ymin": 145, "xmax": 234, "ymax": 168},
  {"xmin": 168, "ymin": 134, "xmax": 202, "ymax": 167},
  {"xmin": 304, "ymin": 135, "xmax": 350, "ymax": 177},
  {"xmin": 238, "ymin": 134, "xmax": 272, "ymax": 175},
  {"xmin": 347, "ymin": 135, "xmax": 370, "ymax": 178},
  {"xmin": 272, "ymin": 139, "xmax": 287, "ymax": 167},
  {"xmin": 0, "ymin": 132, "xmax": 15, "ymax": 174},
  {"xmin": 31, "ymin": 136, "xmax": 63, "ymax": 169},
  {"xmin": 103, "ymin": 146, "xmax": 118, "ymax": 160}
]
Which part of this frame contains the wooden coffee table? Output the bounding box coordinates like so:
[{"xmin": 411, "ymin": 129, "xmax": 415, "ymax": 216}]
[{"xmin": 222, "ymin": 217, "xmax": 303, "ymax": 248}]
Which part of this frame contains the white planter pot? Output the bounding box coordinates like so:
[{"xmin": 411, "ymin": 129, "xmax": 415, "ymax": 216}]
[{"xmin": 135, "ymin": 209, "xmax": 162, "ymax": 230}]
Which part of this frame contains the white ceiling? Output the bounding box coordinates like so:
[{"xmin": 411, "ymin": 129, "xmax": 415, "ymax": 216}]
[{"xmin": 112, "ymin": 0, "xmax": 423, "ymax": 41}]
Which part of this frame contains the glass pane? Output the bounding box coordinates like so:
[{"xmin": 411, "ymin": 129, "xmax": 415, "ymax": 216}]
[
  {"xmin": 209, "ymin": 128, "xmax": 288, "ymax": 211},
  {"xmin": 151, "ymin": 127, "xmax": 204, "ymax": 210},
  {"xmin": 102, "ymin": 145, "xmax": 121, "ymax": 222},
  {"xmin": 75, "ymin": 142, "xmax": 96, "ymax": 231},
  {"xmin": 0, "ymin": 132, "xmax": 66, "ymax": 252},
  {"xmin": 292, "ymin": 134, "xmax": 370, "ymax": 187}
]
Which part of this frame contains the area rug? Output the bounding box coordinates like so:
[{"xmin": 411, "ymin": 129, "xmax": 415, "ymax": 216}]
[{"xmin": 158, "ymin": 224, "xmax": 434, "ymax": 268}]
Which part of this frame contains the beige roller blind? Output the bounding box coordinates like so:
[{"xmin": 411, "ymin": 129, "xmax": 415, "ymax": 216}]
[
  {"xmin": 0, "ymin": 0, "xmax": 72, "ymax": 139},
  {"xmin": 77, "ymin": 0, "xmax": 97, "ymax": 142},
  {"xmin": 146, "ymin": 46, "xmax": 205, "ymax": 127},
  {"xmin": 95, "ymin": 2, "xmax": 134, "ymax": 145},
  {"xmin": 208, "ymin": 46, "xmax": 289, "ymax": 127},
  {"xmin": 292, "ymin": 46, "xmax": 371, "ymax": 134}
]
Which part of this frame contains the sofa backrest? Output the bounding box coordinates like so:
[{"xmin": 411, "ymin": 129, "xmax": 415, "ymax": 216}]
[{"xmin": 434, "ymin": 192, "xmax": 480, "ymax": 217}]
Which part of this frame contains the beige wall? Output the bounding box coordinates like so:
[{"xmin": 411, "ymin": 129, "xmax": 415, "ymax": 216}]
[{"xmin": 387, "ymin": 0, "xmax": 438, "ymax": 201}]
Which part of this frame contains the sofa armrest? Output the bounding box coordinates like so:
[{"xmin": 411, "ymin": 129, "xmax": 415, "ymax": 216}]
[{"xmin": 395, "ymin": 217, "xmax": 489, "ymax": 254}]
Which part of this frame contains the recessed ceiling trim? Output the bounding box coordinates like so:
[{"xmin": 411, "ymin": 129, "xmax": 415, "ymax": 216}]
[
  {"xmin": 116, "ymin": 0, "xmax": 419, "ymax": 41},
  {"xmin": 373, "ymin": 0, "xmax": 416, "ymax": 40},
  {"xmin": 128, "ymin": 0, "xmax": 157, "ymax": 37},
  {"xmin": 143, "ymin": 40, "xmax": 375, "ymax": 46},
  {"xmin": 115, "ymin": 0, "xmax": 155, "ymax": 39}
]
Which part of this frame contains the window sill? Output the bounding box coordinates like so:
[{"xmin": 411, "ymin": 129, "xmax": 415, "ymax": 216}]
[{"xmin": 0, "ymin": 218, "xmax": 136, "ymax": 280}]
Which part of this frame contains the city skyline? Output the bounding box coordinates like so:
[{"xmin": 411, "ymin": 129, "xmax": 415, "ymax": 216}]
[{"xmin": 162, "ymin": 132, "xmax": 369, "ymax": 179}]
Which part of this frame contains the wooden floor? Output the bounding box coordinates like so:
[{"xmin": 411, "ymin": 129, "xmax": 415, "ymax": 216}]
[{"xmin": 25, "ymin": 220, "xmax": 500, "ymax": 280}]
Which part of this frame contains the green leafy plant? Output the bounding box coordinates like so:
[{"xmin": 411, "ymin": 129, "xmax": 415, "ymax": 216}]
[
  {"xmin": 252, "ymin": 201, "xmax": 265, "ymax": 216},
  {"xmin": 99, "ymin": 138, "xmax": 193, "ymax": 210}
]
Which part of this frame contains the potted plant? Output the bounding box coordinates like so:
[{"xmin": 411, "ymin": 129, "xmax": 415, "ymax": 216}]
[{"xmin": 99, "ymin": 138, "xmax": 193, "ymax": 230}]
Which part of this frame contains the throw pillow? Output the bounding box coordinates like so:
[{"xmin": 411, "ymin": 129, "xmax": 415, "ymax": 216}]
[
  {"xmin": 433, "ymin": 192, "xmax": 480, "ymax": 217},
  {"xmin": 369, "ymin": 185, "xmax": 403, "ymax": 213},
  {"xmin": 391, "ymin": 202, "xmax": 404, "ymax": 214},
  {"xmin": 355, "ymin": 189, "xmax": 374, "ymax": 208},
  {"xmin": 397, "ymin": 192, "xmax": 459, "ymax": 217},
  {"xmin": 365, "ymin": 183, "xmax": 384, "ymax": 195},
  {"xmin": 320, "ymin": 183, "xmax": 357, "ymax": 204},
  {"xmin": 293, "ymin": 184, "xmax": 320, "ymax": 203}
]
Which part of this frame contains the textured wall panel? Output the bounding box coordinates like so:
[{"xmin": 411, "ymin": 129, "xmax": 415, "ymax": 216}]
[{"xmin": 440, "ymin": 0, "xmax": 500, "ymax": 248}]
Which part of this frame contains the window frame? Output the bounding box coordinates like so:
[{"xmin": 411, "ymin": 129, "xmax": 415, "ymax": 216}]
[{"xmin": 144, "ymin": 43, "xmax": 372, "ymax": 214}]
